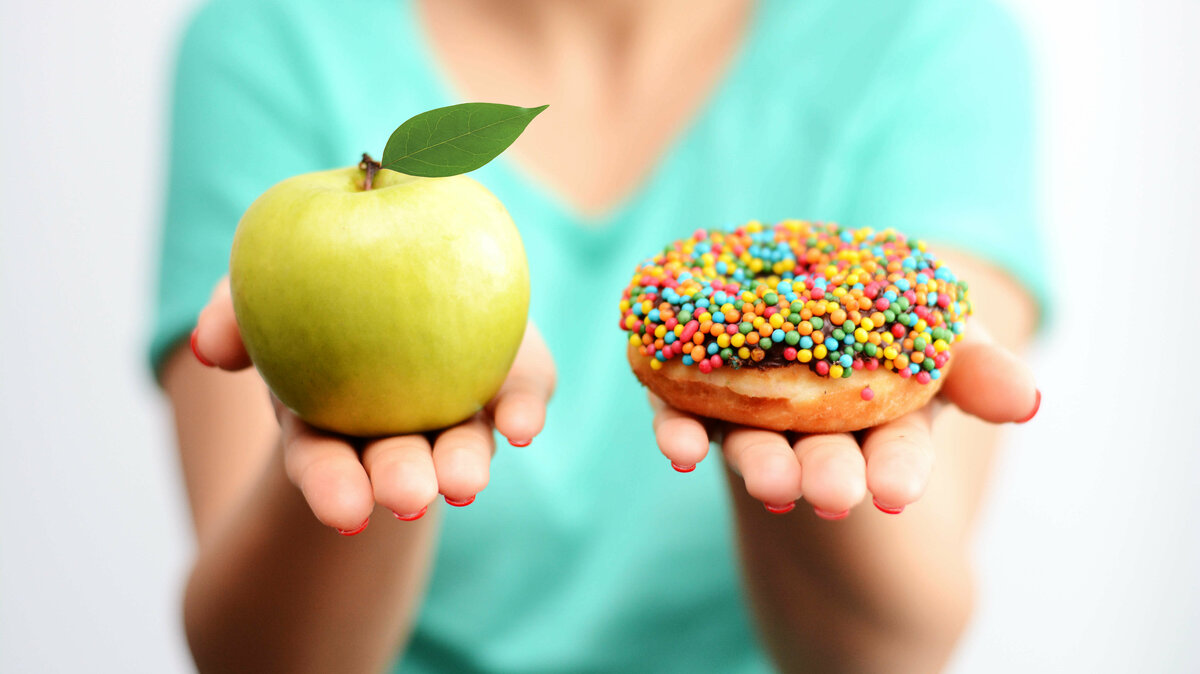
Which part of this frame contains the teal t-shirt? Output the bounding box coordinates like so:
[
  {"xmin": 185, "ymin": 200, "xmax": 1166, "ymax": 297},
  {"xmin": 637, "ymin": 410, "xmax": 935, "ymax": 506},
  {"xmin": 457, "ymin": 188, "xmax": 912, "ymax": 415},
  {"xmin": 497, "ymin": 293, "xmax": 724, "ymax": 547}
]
[{"xmin": 151, "ymin": 1, "xmax": 1044, "ymax": 671}]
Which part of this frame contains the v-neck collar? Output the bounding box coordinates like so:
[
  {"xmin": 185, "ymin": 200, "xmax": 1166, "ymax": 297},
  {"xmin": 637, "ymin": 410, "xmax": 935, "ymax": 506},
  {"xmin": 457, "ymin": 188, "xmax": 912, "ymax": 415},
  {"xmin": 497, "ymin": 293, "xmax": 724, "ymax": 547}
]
[{"xmin": 395, "ymin": 0, "xmax": 772, "ymax": 229}]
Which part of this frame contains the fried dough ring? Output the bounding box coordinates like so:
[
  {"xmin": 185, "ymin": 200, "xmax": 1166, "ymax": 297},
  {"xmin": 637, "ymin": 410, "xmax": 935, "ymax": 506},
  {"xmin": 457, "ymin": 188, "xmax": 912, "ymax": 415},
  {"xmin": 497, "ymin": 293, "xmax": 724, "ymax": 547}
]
[{"xmin": 628, "ymin": 344, "xmax": 945, "ymax": 433}]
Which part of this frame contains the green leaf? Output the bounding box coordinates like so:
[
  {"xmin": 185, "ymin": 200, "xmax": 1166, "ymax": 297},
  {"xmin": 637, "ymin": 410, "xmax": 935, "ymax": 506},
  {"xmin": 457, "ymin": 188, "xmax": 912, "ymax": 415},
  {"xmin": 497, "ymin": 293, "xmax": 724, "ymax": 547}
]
[{"xmin": 381, "ymin": 103, "xmax": 548, "ymax": 178}]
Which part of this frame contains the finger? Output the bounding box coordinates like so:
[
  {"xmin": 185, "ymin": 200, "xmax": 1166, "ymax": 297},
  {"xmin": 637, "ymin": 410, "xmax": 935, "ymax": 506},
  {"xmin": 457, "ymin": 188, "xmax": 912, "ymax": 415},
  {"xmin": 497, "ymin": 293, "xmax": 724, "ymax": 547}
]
[
  {"xmin": 279, "ymin": 411, "xmax": 375, "ymax": 533},
  {"xmin": 792, "ymin": 433, "xmax": 866, "ymax": 518},
  {"xmin": 940, "ymin": 322, "xmax": 1039, "ymax": 424},
  {"xmin": 193, "ymin": 277, "xmax": 253, "ymax": 371},
  {"xmin": 361, "ymin": 434, "xmax": 438, "ymax": 520},
  {"xmin": 723, "ymin": 427, "xmax": 803, "ymax": 511},
  {"xmin": 860, "ymin": 407, "xmax": 935, "ymax": 514},
  {"xmin": 649, "ymin": 394, "xmax": 710, "ymax": 472},
  {"xmin": 487, "ymin": 323, "xmax": 556, "ymax": 447},
  {"xmin": 432, "ymin": 413, "xmax": 495, "ymax": 506}
]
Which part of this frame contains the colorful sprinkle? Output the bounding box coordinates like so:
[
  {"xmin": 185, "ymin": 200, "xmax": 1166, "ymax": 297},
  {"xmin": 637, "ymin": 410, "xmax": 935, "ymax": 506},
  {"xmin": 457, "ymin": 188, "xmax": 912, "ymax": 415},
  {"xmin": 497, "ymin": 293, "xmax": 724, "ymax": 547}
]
[
  {"xmin": 861, "ymin": 386, "xmax": 874, "ymax": 401},
  {"xmin": 618, "ymin": 221, "xmax": 971, "ymax": 385}
]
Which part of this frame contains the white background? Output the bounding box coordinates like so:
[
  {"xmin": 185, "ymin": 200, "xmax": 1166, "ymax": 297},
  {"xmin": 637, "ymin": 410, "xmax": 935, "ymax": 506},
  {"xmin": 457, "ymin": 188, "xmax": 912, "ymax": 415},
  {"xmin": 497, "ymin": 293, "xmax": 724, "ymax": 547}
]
[{"xmin": 2, "ymin": 1, "xmax": 1197, "ymax": 672}]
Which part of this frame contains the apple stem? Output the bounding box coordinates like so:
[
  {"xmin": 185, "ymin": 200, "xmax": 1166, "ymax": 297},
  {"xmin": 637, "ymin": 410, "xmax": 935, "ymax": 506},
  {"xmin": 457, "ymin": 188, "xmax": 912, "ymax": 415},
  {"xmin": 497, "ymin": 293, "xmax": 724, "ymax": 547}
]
[{"xmin": 359, "ymin": 153, "xmax": 382, "ymax": 191}]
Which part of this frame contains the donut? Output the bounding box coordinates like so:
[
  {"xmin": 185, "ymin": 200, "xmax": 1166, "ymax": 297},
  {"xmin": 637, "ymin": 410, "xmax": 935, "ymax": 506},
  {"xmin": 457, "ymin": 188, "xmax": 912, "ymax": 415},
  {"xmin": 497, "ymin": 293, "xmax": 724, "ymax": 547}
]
[{"xmin": 618, "ymin": 220, "xmax": 971, "ymax": 433}]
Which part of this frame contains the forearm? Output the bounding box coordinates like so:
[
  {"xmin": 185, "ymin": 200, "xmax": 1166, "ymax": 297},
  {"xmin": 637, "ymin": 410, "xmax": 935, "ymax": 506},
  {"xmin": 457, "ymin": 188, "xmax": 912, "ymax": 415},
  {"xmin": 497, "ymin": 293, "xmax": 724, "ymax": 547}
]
[
  {"xmin": 184, "ymin": 441, "xmax": 438, "ymax": 674},
  {"xmin": 729, "ymin": 411, "xmax": 998, "ymax": 674}
]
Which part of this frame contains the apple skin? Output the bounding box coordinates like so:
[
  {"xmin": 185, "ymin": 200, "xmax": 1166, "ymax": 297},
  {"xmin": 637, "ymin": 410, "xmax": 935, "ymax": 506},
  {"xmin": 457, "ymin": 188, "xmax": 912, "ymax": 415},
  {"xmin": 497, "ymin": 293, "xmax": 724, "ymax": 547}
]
[{"xmin": 230, "ymin": 166, "xmax": 529, "ymax": 437}]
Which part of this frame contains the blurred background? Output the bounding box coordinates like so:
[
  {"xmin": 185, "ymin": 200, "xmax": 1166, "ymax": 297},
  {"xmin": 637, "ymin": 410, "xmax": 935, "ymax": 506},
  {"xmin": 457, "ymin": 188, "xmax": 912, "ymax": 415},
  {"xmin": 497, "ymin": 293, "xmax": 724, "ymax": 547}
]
[{"xmin": 2, "ymin": 0, "xmax": 1197, "ymax": 672}]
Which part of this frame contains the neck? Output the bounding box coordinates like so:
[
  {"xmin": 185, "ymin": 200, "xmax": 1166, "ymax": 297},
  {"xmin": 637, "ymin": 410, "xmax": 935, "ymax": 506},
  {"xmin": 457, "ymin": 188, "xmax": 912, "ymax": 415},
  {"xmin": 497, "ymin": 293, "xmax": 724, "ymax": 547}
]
[{"xmin": 451, "ymin": 0, "xmax": 750, "ymax": 48}]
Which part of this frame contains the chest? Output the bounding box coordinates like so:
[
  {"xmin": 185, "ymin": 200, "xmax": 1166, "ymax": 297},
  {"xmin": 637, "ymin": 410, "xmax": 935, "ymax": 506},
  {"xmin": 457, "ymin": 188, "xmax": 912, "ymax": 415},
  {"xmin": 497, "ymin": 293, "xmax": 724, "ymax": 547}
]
[{"xmin": 415, "ymin": 0, "xmax": 756, "ymax": 219}]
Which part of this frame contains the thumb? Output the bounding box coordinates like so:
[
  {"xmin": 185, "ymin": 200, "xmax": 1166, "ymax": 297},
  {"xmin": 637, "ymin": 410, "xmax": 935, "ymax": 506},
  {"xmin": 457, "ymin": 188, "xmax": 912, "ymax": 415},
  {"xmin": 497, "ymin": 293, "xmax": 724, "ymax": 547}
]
[
  {"xmin": 939, "ymin": 321, "xmax": 1040, "ymax": 424},
  {"xmin": 192, "ymin": 277, "xmax": 254, "ymax": 371},
  {"xmin": 486, "ymin": 322, "xmax": 556, "ymax": 446}
]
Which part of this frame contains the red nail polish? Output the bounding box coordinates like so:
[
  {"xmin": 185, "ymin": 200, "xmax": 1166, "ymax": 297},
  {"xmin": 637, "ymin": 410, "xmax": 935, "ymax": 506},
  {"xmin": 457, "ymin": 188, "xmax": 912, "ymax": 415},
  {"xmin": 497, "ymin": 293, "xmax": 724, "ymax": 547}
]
[
  {"xmin": 1017, "ymin": 389, "xmax": 1041, "ymax": 424},
  {"xmin": 671, "ymin": 462, "xmax": 696, "ymax": 473},
  {"xmin": 814, "ymin": 507, "xmax": 849, "ymax": 520},
  {"xmin": 873, "ymin": 498, "xmax": 904, "ymax": 515},
  {"xmin": 337, "ymin": 518, "xmax": 369, "ymax": 536},
  {"xmin": 508, "ymin": 438, "xmax": 531, "ymax": 447},
  {"xmin": 190, "ymin": 328, "xmax": 215, "ymax": 367},
  {"xmin": 445, "ymin": 495, "xmax": 475, "ymax": 507},
  {"xmin": 764, "ymin": 502, "xmax": 795, "ymax": 514},
  {"xmin": 393, "ymin": 506, "xmax": 428, "ymax": 521}
]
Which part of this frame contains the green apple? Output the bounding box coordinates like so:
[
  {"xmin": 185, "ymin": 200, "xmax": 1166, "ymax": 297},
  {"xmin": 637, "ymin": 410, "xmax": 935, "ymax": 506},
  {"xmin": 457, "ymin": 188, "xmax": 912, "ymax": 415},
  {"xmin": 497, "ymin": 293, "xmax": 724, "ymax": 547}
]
[{"xmin": 229, "ymin": 165, "xmax": 529, "ymax": 437}]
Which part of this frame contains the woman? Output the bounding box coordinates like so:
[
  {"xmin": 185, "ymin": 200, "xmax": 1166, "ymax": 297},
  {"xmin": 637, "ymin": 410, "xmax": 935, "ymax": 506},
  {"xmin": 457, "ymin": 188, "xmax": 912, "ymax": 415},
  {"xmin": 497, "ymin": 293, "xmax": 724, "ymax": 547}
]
[{"xmin": 155, "ymin": 0, "xmax": 1042, "ymax": 671}]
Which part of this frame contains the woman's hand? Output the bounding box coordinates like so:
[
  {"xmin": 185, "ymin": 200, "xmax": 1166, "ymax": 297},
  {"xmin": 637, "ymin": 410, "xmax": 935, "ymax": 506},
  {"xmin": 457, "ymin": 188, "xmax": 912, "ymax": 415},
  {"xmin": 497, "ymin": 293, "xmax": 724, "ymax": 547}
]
[
  {"xmin": 650, "ymin": 322, "xmax": 1038, "ymax": 517},
  {"xmin": 190, "ymin": 278, "xmax": 556, "ymax": 534}
]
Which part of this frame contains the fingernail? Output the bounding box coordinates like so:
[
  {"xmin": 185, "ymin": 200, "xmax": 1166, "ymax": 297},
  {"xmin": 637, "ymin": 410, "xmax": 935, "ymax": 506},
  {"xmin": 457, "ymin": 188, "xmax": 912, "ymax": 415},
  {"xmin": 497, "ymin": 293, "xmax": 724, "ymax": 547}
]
[
  {"xmin": 1017, "ymin": 389, "xmax": 1041, "ymax": 424},
  {"xmin": 336, "ymin": 518, "xmax": 369, "ymax": 536},
  {"xmin": 393, "ymin": 506, "xmax": 428, "ymax": 521},
  {"xmin": 445, "ymin": 495, "xmax": 475, "ymax": 507},
  {"xmin": 873, "ymin": 498, "xmax": 904, "ymax": 515},
  {"xmin": 671, "ymin": 462, "xmax": 696, "ymax": 473},
  {"xmin": 764, "ymin": 501, "xmax": 795, "ymax": 514},
  {"xmin": 190, "ymin": 328, "xmax": 215, "ymax": 367},
  {"xmin": 508, "ymin": 438, "xmax": 531, "ymax": 447},
  {"xmin": 814, "ymin": 507, "xmax": 849, "ymax": 521}
]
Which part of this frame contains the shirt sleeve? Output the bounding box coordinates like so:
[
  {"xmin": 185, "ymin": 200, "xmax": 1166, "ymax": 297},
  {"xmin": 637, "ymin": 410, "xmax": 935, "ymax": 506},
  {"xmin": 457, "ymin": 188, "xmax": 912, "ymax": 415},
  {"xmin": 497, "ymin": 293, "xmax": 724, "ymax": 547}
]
[
  {"xmin": 843, "ymin": 1, "xmax": 1048, "ymax": 324},
  {"xmin": 148, "ymin": 0, "xmax": 334, "ymax": 377}
]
